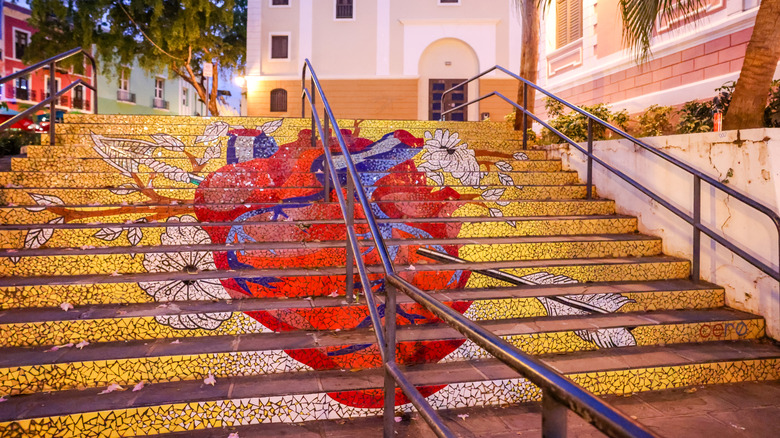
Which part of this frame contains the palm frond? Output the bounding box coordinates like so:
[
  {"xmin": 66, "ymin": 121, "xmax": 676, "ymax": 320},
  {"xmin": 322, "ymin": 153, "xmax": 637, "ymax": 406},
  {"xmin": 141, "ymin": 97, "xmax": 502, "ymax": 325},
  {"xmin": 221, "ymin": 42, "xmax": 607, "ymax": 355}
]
[{"xmin": 620, "ymin": 0, "xmax": 705, "ymax": 62}]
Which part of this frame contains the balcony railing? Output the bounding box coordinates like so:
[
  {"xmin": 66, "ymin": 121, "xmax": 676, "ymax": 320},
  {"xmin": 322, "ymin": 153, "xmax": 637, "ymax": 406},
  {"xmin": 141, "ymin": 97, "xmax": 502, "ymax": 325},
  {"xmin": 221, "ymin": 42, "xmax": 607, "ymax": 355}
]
[
  {"xmin": 73, "ymin": 97, "xmax": 86, "ymax": 110},
  {"xmin": 14, "ymin": 87, "xmax": 29, "ymax": 101},
  {"xmin": 152, "ymin": 97, "xmax": 169, "ymax": 110},
  {"xmin": 117, "ymin": 89, "xmax": 136, "ymax": 103}
]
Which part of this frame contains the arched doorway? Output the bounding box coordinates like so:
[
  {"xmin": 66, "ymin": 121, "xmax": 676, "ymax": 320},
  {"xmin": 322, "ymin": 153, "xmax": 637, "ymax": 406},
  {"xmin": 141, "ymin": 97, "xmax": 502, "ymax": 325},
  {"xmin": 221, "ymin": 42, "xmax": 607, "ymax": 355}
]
[{"xmin": 418, "ymin": 38, "xmax": 480, "ymax": 121}]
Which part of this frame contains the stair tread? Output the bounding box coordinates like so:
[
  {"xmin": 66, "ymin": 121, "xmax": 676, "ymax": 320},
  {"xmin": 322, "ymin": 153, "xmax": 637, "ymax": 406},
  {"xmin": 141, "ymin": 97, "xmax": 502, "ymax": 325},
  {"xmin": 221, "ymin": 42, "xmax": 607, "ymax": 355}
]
[
  {"xmin": 0, "ymin": 214, "xmax": 634, "ymax": 231},
  {"xmin": 0, "ymin": 233, "xmax": 660, "ymax": 257},
  {"xmin": 0, "ymin": 255, "xmax": 689, "ymax": 287},
  {"xmin": 0, "ymin": 307, "xmax": 756, "ymax": 364},
  {"xmin": 0, "ymin": 339, "xmax": 775, "ymax": 423}
]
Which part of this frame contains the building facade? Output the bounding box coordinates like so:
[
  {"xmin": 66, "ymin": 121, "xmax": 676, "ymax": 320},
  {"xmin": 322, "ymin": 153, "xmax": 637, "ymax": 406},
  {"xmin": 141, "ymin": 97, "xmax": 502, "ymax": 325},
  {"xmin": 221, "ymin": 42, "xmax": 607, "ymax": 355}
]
[
  {"xmin": 96, "ymin": 61, "xmax": 207, "ymax": 116},
  {"xmin": 245, "ymin": 0, "xmax": 775, "ymax": 121},
  {"xmin": 1, "ymin": 1, "xmax": 95, "ymax": 116},
  {"xmin": 245, "ymin": 0, "xmax": 523, "ymax": 121}
]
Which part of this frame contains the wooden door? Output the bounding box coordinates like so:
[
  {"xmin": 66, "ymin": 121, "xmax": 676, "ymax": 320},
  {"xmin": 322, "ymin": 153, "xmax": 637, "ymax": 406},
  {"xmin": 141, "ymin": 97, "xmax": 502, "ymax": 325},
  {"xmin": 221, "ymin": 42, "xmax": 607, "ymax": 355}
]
[{"xmin": 429, "ymin": 79, "xmax": 467, "ymax": 121}]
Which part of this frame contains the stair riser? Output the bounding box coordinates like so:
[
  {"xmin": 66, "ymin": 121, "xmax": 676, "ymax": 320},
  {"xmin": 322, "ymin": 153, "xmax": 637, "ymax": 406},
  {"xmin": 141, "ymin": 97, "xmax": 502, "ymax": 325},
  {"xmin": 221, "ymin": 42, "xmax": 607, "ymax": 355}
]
[
  {"xmin": 11, "ymin": 158, "xmax": 562, "ymax": 173},
  {"xmin": 0, "ymin": 186, "xmax": 589, "ymax": 207},
  {"xmin": 0, "ymin": 240, "xmax": 663, "ymax": 276},
  {"xmin": 29, "ymin": 139, "xmax": 538, "ymax": 157},
  {"xmin": 0, "ymin": 170, "xmax": 580, "ymax": 188},
  {"xmin": 0, "ymin": 200, "xmax": 617, "ymax": 224},
  {"xmin": 0, "ymin": 302, "xmax": 746, "ymax": 397},
  {"xmin": 0, "ymin": 218, "xmax": 639, "ymax": 249},
  {"xmin": 1, "ymin": 358, "xmax": 775, "ymax": 437}
]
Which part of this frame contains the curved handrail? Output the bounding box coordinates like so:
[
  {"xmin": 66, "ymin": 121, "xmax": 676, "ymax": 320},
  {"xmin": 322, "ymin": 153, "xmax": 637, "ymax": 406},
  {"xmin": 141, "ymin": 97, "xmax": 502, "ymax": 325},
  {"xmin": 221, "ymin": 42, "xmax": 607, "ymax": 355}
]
[
  {"xmin": 441, "ymin": 65, "xmax": 780, "ymax": 286},
  {"xmin": 0, "ymin": 47, "xmax": 98, "ymax": 145},
  {"xmin": 301, "ymin": 59, "xmax": 655, "ymax": 438}
]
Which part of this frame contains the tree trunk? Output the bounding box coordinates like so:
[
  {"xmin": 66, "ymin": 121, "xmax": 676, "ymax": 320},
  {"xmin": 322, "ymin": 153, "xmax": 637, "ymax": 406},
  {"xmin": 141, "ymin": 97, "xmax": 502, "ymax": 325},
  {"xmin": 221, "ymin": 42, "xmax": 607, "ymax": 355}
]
[
  {"xmin": 514, "ymin": 0, "xmax": 540, "ymax": 131},
  {"xmin": 207, "ymin": 62, "xmax": 220, "ymax": 116},
  {"xmin": 723, "ymin": 0, "xmax": 780, "ymax": 130}
]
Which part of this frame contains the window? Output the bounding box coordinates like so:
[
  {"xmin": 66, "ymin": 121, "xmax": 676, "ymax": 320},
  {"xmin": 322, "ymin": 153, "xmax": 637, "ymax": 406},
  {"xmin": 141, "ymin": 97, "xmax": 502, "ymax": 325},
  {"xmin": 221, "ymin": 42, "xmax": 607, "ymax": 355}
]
[
  {"xmin": 155, "ymin": 78, "xmax": 165, "ymax": 99},
  {"xmin": 15, "ymin": 75, "xmax": 29, "ymax": 101},
  {"xmin": 336, "ymin": 0, "xmax": 353, "ymax": 19},
  {"xmin": 118, "ymin": 69, "xmax": 130, "ymax": 91},
  {"xmin": 182, "ymin": 88, "xmax": 189, "ymax": 107},
  {"xmin": 73, "ymin": 85, "xmax": 85, "ymax": 110},
  {"xmin": 439, "ymin": 0, "xmax": 460, "ymax": 4},
  {"xmin": 14, "ymin": 30, "xmax": 29, "ymax": 59},
  {"xmin": 271, "ymin": 35, "xmax": 289, "ymax": 59},
  {"xmin": 556, "ymin": 0, "xmax": 582, "ymax": 49},
  {"xmin": 270, "ymin": 88, "xmax": 287, "ymax": 112},
  {"xmin": 270, "ymin": 0, "xmax": 289, "ymax": 6}
]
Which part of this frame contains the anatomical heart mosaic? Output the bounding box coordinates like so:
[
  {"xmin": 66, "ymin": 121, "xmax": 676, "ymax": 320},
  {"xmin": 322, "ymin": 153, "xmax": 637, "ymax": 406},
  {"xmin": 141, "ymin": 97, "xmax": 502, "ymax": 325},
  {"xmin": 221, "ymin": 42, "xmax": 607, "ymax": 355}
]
[{"xmin": 8, "ymin": 119, "xmax": 638, "ymax": 408}]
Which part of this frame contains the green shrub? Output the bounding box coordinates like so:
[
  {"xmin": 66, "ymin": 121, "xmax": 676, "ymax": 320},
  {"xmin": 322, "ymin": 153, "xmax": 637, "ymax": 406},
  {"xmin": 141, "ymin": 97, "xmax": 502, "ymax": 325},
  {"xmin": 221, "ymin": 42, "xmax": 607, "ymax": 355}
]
[
  {"xmin": 637, "ymin": 104, "xmax": 674, "ymax": 137},
  {"xmin": 0, "ymin": 130, "xmax": 40, "ymax": 157},
  {"xmin": 677, "ymin": 100, "xmax": 714, "ymax": 134},
  {"xmin": 541, "ymin": 99, "xmax": 629, "ymax": 144},
  {"xmin": 764, "ymin": 79, "xmax": 780, "ymax": 127}
]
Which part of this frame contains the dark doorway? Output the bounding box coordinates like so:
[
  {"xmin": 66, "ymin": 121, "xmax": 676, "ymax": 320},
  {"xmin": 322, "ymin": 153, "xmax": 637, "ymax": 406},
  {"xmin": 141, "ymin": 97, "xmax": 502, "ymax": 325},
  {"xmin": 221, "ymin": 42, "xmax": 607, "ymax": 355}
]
[{"xmin": 429, "ymin": 79, "xmax": 467, "ymax": 121}]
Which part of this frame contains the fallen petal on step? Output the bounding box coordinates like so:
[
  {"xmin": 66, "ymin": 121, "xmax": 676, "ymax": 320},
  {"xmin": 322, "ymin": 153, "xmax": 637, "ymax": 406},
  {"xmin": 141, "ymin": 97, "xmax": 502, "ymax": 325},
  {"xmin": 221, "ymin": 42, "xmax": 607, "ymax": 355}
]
[
  {"xmin": 60, "ymin": 302, "xmax": 74, "ymax": 311},
  {"xmin": 46, "ymin": 343, "xmax": 74, "ymax": 352},
  {"xmin": 203, "ymin": 374, "xmax": 216, "ymax": 386},
  {"xmin": 99, "ymin": 383, "xmax": 124, "ymax": 395},
  {"xmin": 75, "ymin": 340, "xmax": 89, "ymax": 349},
  {"xmin": 458, "ymin": 414, "xmax": 469, "ymax": 420},
  {"xmin": 132, "ymin": 381, "xmax": 145, "ymax": 392}
]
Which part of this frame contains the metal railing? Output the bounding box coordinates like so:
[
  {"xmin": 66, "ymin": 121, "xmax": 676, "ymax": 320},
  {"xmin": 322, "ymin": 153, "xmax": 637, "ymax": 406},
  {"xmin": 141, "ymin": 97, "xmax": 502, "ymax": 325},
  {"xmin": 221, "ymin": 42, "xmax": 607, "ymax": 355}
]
[
  {"xmin": 153, "ymin": 97, "xmax": 170, "ymax": 110},
  {"xmin": 440, "ymin": 65, "xmax": 780, "ymax": 295},
  {"xmin": 0, "ymin": 47, "xmax": 98, "ymax": 145},
  {"xmin": 117, "ymin": 89, "xmax": 136, "ymax": 103},
  {"xmin": 302, "ymin": 59, "xmax": 655, "ymax": 438}
]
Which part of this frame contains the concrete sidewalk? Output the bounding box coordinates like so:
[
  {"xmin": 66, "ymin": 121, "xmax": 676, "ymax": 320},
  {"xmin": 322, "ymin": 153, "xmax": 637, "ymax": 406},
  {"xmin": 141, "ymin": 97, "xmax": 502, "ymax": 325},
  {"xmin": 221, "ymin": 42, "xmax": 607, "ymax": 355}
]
[{"xmin": 165, "ymin": 379, "xmax": 780, "ymax": 437}]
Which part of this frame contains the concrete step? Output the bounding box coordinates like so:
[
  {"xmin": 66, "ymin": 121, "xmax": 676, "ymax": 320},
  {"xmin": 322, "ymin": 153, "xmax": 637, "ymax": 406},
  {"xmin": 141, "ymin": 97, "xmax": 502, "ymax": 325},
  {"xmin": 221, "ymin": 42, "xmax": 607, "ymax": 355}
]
[
  {"xmin": 0, "ymin": 185, "xmax": 590, "ymax": 207},
  {"xmin": 0, "ymin": 169, "xmax": 580, "ymax": 188},
  {"xmin": 10, "ymin": 157, "xmax": 562, "ymax": 173},
  {"xmin": 0, "ymin": 215, "xmax": 638, "ymax": 249},
  {"xmin": 0, "ymin": 340, "xmax": 776, "ymax": 436},
  {"xmin": 2, "ymin": 304, "xmax": 756, "ymax": 397},
  {"xmin": 0, "ymin": 198, "xmax": 617, "ymax": 225},
  {"xmin": 0, "ymin": 234, "xmax": 663, "ymax": 277}
]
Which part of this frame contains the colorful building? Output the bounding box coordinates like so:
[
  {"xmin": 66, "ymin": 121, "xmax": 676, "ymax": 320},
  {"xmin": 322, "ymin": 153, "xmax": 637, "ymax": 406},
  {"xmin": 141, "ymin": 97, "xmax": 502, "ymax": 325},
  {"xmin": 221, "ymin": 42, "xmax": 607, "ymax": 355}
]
[
  {"xmin": 96, "ymin": 61, "xmax": 208, "ymax": 116},
  {"xmin": 244, "ymin": 0, "xmax": 775, "ymax": 120},
  {"xmin": 1, "ymin": 0, "xmax": 95, "ymax": 117}
]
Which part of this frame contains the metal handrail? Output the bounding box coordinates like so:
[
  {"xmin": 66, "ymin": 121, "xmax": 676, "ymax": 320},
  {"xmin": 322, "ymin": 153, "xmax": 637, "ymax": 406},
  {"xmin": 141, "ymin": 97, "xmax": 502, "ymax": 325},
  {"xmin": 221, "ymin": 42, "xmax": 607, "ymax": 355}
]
[
  {"xmin": 441, "ymin": 65, "xmax": 780, "ymax": 289},
  {"xmin": 0, "ymin": 47, "xmax": 98, "ymax": 145},
  {"xmin": 302, "ymin": 59, "xmax": 655, "ymax": 438}
]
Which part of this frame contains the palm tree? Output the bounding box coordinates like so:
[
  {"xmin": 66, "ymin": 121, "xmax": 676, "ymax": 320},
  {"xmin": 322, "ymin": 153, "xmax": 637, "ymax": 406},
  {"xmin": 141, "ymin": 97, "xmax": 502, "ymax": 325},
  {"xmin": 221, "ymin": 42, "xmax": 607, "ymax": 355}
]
[{"xmin": 512, "ymin": 0, "xmax": 780, "ymax": 130}]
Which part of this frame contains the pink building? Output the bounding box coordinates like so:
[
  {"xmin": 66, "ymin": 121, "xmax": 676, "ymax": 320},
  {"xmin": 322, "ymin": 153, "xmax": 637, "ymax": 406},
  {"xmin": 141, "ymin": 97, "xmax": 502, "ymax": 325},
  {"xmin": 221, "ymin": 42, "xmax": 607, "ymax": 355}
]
[{"xmin": 1, "ymin": 1, "xmax": 94, "ymax": 115}]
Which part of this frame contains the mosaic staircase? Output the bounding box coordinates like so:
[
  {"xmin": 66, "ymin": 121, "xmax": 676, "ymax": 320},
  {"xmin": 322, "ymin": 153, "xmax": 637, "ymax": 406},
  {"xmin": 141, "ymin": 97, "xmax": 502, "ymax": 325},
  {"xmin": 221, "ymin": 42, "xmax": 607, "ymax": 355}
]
[{"xmin": 0, "ymin": 115, "xmax": 777, "ymax": 437}]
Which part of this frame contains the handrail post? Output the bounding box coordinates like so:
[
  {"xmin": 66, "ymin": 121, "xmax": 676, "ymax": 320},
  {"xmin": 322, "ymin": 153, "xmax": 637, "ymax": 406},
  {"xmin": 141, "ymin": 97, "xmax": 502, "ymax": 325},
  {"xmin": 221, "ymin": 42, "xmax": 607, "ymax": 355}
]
[
  {"xmin": 522, "ymin": 83, "xmax": 528, "ymax": 150},
  {"xmin": 346, "ymin": 174, "xmax": 355, "ymax": 303},
  {"xmin": 542, "ymin": 390, "xmax": 568, "ymax": 437},
  {"xmin": 48, "ymin": 62, "xmax": 56, "ymax": 146},
  {"xmin": 693, "ymin": 175, "xmax": 701, "ymax": 281},
  {"xmin": 586, "ymin": 119, "xmax": 593, "ymax": 199},
  {"xmin": 383, "ymin": 281, "xmax": 398, "ymax": 438},
  {"xmin": 323, "ymin": 116, "xmax": 332, "ymax": 203}
]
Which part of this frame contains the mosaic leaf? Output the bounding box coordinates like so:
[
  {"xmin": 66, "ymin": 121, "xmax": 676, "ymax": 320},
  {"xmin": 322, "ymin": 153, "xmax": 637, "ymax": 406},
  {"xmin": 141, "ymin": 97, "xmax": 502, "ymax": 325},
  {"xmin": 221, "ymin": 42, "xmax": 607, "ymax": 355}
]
[
  {"xmin": 513, "ymin": 152, "xmax": 529, "ymax": 160},
  {"xmin": 506, "ymin": 220, "xmax": 516, "ymax": 227},
  {"xmin": 576, "ymin": 328, "xmax": 637, "ymax": 348},
  {"xmin": 93, "ymin": 227, "xmax": 124, "ymax": 242},
  {"xmin": 196, "ymin": 142, "xmax": 222, "ymax": 166},
  {"xmin": 495, "ymin": 161, "xmax": 513, "ymax": 172},
  {"xmin": 488, "ymin": 208, "xmax": 503, "ymax": 218},
  {"xmin": 146, "ymin": 159, "xmax": 190, "ymax": 183},
  {"xmin": 151, "ymin": 133, "xmax": 186, "ymax": 152},
  {"xmin": 91, "ymin": 133, "xmax": 156, "ymax": 176},
  {"xmin": 260, "ymin": 119, "xmax": 283, "ymax": 134},
  {"xmin": 496, "ymin": 200, "xmax": 511, "ymax": 207},
  {"xmin": 23, "ymin": 217, "xmax": 63, "ymax": 249},
  {"xmin": 498, "ymin": 172, "xmax": 514, "ymax": 186},
  {"xmin": 28, "ymin": 193, "xmax": 65, "ymax": 207},
  {"xmin": 127, "ymin": 226, "xmax": 143, "ymax": 246},
  {"xmin": 108, "ymin": 183, "xmax": 140, "ymax": 196},
  {"xmin": 481, "ymin": 188, "xmax": 505, "ymax": 201},
  {"xmin": 195, "ymin": 121, "xmax": 230, "ymax": 144}
]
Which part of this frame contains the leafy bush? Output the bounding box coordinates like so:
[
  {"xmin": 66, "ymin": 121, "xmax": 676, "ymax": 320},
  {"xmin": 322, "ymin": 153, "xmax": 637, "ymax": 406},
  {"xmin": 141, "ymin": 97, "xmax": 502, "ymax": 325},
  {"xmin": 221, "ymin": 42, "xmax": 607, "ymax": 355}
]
[
  {"xmin": 541, "ymin": 99, "xmax": 629, "ymax": 144},
  {"xmin": 677, "ymin": 100, "xmax": 714, "ymax": 134},
  {"xmin": 0, "ymin": 130, "xmax": 40, "ymax": 157},
  {"xmin": 764, "ymin": 79, "xmax": 780, "ymax": 127},
  {"xmin": 637, "ymin": 104, "xmax": 674, "ymax": 137}
]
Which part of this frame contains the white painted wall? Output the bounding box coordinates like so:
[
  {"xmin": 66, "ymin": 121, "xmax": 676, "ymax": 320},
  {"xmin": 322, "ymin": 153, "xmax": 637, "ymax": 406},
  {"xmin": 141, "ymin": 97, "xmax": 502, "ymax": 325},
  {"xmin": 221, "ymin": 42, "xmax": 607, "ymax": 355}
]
[{"xmin": 544, "ymin": 129, "xmax": 780, "ymax": 339}]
